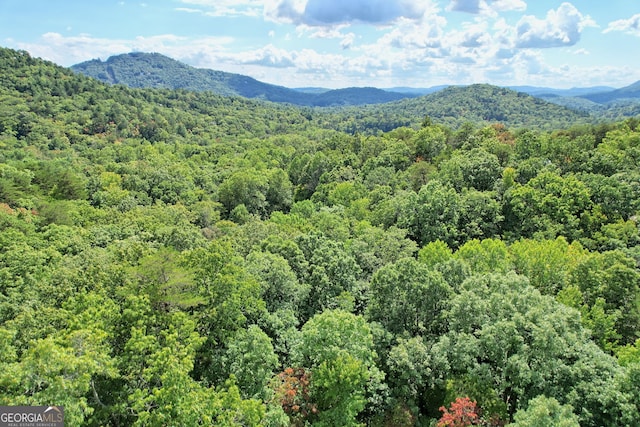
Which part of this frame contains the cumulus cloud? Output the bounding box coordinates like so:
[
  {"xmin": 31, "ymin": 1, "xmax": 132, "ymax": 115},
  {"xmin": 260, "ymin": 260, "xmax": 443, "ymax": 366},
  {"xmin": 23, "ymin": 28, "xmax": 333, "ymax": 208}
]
[
  {"xmin": 604, "ymin": 14, "xmax": 640, "ymax": 36},
  {"xmin": 235, "ymin": 44, "xmax": 296, "ymax": 67},
  {"xmin": 490, "ymin": 0, "xmax": 526, "ymax": 13},
  {"xmin": 460, "ymin": 28, "xmax": 490, "ymax": 47},
  {"xmin": 515, "ymin": 2, "xmax": 595, "ymax": 48},
  {"xmin": 13, "ymin": 32, "xmax": 234, "ymax": 67},
  {"xmin": 265, "ymin": 0, "xmax": 432, "ymax": 26},
  {"xmin": 375, "ymin": 16, "xmax": 447, "ymax": 50}
]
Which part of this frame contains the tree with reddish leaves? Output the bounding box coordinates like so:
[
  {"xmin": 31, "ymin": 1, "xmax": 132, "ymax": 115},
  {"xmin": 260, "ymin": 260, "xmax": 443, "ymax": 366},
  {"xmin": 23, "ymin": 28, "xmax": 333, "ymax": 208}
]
[
  {"xmin": 438, "ymin": 397, "xmax": 483, "ymax": 427},
  {"xmin": 270, "ymin": 367, "xmax": 316, "ymax": 426}
]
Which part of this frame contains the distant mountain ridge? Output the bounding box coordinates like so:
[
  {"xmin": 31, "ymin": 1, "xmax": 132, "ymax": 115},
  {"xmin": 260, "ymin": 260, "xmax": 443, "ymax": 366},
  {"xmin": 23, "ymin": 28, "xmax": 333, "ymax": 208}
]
[
  {"xmin": 71, "ymin": 52, "xmax": 418, "ymax": 107},
  {"xmin": 579, "ymin": 80, "xmax": 640, "ymax": 103},
  {"xmin": 329, "ymin": 84, "xmax": 592, "ymax": 132},
  {"xmin": 69, "ymin": 51, "xmax": 640, "ymax": 124}
]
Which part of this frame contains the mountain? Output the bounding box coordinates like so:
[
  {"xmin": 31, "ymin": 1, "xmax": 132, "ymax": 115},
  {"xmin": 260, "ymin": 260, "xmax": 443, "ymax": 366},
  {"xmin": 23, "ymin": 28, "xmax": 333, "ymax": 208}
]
[
  {"xmin": 580, "ymin": 80, "xmax": 640, "ymax": 103},
  {"xmin": 508, "ymin": 85, "xmax": 615, "ymax": 98},
  {"xmin": 71, "ymin": 52, "xmax": 416, "ymax": 107},
  {"xmin": 326, "ymin": 84, "xmax": 592, "ymax": 133}
]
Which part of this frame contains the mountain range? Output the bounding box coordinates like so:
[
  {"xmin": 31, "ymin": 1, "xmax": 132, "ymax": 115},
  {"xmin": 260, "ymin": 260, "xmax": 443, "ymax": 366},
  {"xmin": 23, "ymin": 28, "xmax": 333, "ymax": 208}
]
[
  {"xmin": 71, "ymin": 52, "xmax": 640, "ymax": 112},
  {"xmin": 71, "ymin": 52, "xmax": 416, "ymax": 107}
]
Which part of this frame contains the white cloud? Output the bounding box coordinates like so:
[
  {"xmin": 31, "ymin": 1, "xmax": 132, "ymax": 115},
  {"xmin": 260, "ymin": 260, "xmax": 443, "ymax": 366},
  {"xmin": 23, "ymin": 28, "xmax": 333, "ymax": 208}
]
[
  {"xmin": 374, "ymin": 17, "xmax": 447, "ymax": 50},
  {"xmin": 265, "ymin": 0, "xmax": 434, "ymax": 26},
  {"xmin": 14, "ymin": 32, "xmax": 234, "ymax": 67},
  {"xmin": 448, "ymin": 0, "xmax": 526, "ymax": 15},
  {"xmin": 234, "ymin": 44, "xmax": 296, "ymax": 68},
  {"xmin": 341, "ymin": 33, "xmax": 356, "ymax": 49},
  {"xmin": 571, "ymin": 48, "xmax": 589, "ymax": 55},
  {"xmin": 305, "ymin": 25, "xmax": 350, "ymax": 39},
  {"xmin": 177, "ymin": 0, "xmax": 263, "ymax": 17},
  {"xmin": 264, "ymin": 0, "xmax": 305, "ymax": 24},
  {"xmin": 458, "ymin": 23, "xmax": 493, "ymax": 48},
  {"xmin": 10, "ymin": 3, "xmax": 636, "ymax": 91},
  {"xmin": 604, "ymin": 14, "xmax": 640, "ymax": 36},
  {"xmin": 490, "ymin": 0, "xmax": 526, "ymax": 13},
  {"xmin": 515, "ymin": 3, "xmax": 596, "ymax": 48}
]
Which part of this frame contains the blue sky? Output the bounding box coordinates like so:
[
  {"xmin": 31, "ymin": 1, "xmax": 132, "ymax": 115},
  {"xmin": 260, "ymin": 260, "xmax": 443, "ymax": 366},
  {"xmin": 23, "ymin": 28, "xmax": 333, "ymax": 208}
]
[{"xmin": 1, "ymin": 0, "xmax": 639, "ymax": 89}]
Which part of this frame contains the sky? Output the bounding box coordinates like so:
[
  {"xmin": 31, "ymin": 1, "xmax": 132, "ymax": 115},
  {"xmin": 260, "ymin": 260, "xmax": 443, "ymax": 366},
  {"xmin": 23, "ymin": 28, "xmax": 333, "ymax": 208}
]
[{"xmin": 1, "ymin": 0, "xmax": 639, "ymax": 89}]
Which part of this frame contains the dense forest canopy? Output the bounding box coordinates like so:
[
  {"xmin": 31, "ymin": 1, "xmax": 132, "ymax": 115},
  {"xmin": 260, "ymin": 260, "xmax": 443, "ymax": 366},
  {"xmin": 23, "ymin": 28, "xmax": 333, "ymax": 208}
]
[{"xmin": 1, "ymin": 47, "xmax": 639, "ymax": 426}]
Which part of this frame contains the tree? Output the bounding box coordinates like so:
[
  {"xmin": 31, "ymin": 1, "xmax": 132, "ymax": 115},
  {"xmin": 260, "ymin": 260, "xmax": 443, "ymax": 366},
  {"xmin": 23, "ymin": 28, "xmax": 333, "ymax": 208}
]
[
  {"xmin": 418, "ymin": 239, "xmax": 453, "ymax": 269},
  {"xmin": 509, "ymin": 396, "xmax": 579, "ymax": 427},
  {"xmin": 398, "ymin": 180, "xmax": 461, "ymax": 247},
  {"xmin": 270, "ymin": 367, "xmax": 315, "ymax": 426},
  {"xmin": 436, "ymin": 272, "xmax": 637, "ymax": 426},
  {"xmin": 184, "ymin": 240, "xmax": 266, "ymax": 381},
  {"xmin": 130, "ymin": 247, "xmax": 203, "ymax": 312},
  {"xmin": 504, "ymin": 171, "xmax": 592, "ymax": 240},
  {"xmin": 295, "ymin": 232, "xmax": 362, "ymax": 318},
  {"xmin": 222, "ymin": 325, "xmax": 279, "ymax": 400},
  {"xmin": 293, "ymin": 310, "xmax": 381, "ymax": 426},
  {"xmin": 218, "ymin": 168, "xmax": 269, "ymax": 217},
  {"xmin": 246, "ymin": 250, "xmax": 309, "ymax": 316},
  {"xmin": 266, "ymin": 168, "xmax": 294, "ymax": 214},
  {"xmin": 509, "ymin": 237, "xmax": 584, "ymax": 295},
  {"xmin": 386, "ymin": 336, "xmax": 443, "ymax": 419},
  {"xmin": 568, "ymin": 249, "xmax": 640, "ymax": 345},
  {"xmin": 413, "ymin": 125, "xmax": 447, "ymax": 162},
  {"xmin": 368, "ymin": 257, "xmax": 451, "ymax": 337},
  {"xmin": 437, "ymin": 397, "xmax": 482, "ymax": 427},
  {"xmin": 439, "ymin": 148, "xmax": 502, "ymax": 192},
  {"xmin": 455, "ymin": 238, "xmax": 512, "ymax": 275}
]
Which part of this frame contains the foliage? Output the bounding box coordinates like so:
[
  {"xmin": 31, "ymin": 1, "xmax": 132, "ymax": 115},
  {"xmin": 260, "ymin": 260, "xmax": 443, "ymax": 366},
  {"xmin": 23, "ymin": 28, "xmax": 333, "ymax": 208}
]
[
  {"xmin": 0, "ymin": 47, "xmax": 639, "ymax": 427},
  {"xmin": 438, "ymin": 397, "xmax": 482, "ymax": 427},
  {"xmin": 508, "ymin": 396, "xmax": 579, "ymax": 427}
]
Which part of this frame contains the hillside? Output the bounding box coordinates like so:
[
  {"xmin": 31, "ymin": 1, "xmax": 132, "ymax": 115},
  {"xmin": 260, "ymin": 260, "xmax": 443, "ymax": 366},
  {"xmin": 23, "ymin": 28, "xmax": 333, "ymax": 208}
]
[
  {"xmin": 1, "ymin": 45, "xmax": 640, "ymax": 427},
  {"xmin": 71, "ymin": 52, "xmax": 415, "ymax": 106},
  {"xmin": 580, "ymin": 80, "xmax": 640, "ymax": 103},
  {"xmin": 323, "ymin": 83, "xmax": 592, "ymax": 133}
]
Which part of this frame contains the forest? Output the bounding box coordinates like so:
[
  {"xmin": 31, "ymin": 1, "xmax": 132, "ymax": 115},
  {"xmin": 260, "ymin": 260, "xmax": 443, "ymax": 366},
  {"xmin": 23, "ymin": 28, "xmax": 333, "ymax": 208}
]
[{"xmin": 0, "ymin": 46, "xmax": 639, "ymax": 426}]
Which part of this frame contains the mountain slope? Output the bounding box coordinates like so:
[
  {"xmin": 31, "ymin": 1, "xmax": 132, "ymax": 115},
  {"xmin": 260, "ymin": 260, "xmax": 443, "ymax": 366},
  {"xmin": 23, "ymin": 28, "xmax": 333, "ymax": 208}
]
[
  {"xmin": 580, "ymin": 80, "xmax": 640, "ymax": 103},
  {"xmin": 325, "ymin": 84, "xmax": 592, "ymax": 133},
  {"xmin": 509, "ymin": 85, "xmax": 615, "ymax": 97},
  {"xmin": 71, "ymin": 52, "xmax": 416, "ymax": 106}
]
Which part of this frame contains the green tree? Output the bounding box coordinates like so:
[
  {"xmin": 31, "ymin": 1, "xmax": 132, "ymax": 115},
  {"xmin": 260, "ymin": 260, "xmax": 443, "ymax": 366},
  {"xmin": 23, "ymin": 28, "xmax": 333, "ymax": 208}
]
[
  {"xmin": 455, "ymin": 238, "xmax": 512, "ymax": 274},
  {"xmin": 294, "ymin": 310, "xmax": 381, "ymax": 426},
  {"xmin": 509, "ymin": 396, "xmax": 579, "ymax": 427},
  {"xmin": 368, "ymin": 258, "xmax": 451, "ymax": 337},
  {"xmin": 504, "ymin": 171, "xmax": 592, "ymax": 240},
  {"xmin": 568, "ymin": 249, "xmax": 640, "ymax": 345},
  {"xmin": 218, "ymin": 168, "xmax": 269, "ymax": 217},
  {"xmin": 399, "ymin": 180, "xmax": 461, "ymax": 247},
  {"xmin": 222, "ymin": 325, "xmax": 279, "ymax": 400},
  {"xmin": 295, "ymin": 232, "xmax": 362, "ymax": 318},
  {"xmin": 509, "ymin": 237, "xmax": 584, "ymax": 295},
  {"xmin": 413, "ymin": 125, "xmax": 447, "ymax": 162},
  {"xmin": 439, "ymin": 148, "xmax": 502, "ymax": 192},
  {"xmin": 437, "ymin": 272, "xmax": 636, "ymax": 426}
]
